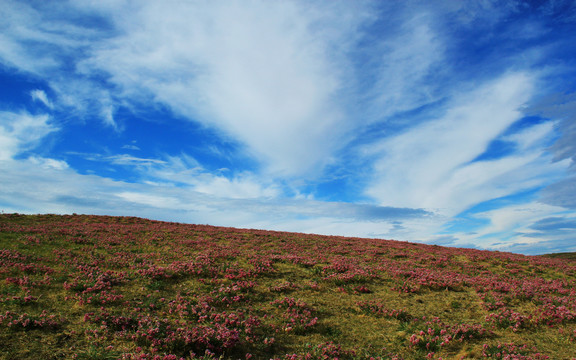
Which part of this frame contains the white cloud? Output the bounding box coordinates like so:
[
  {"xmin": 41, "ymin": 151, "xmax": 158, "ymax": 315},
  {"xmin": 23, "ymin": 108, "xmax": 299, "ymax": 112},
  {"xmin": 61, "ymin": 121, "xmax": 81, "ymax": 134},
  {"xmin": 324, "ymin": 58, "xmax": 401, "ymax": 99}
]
[
  {"xmin": 0, "ymin": 4, "xmax": 59, "ymax": 74},
  {"xmin": 122, "ymin": 144, "xmax": 140, "ymax": 151},
  {"xmin": 100, "ymin": 104, "xmax": 117, "ymax": 130},
  {"xmin": 368, "ymin": 12, "xmax": 444, "ymax": 118},
  {"xmin": 72, "ymin": 0, "xmax": 371, "ymax": 177},
  {"xmin": 190, "ymin": 174, "xmax": 281, "ymax": 200},
  {"xmin": 30, "ymin": 90, "xmax": 54, "ymax": 109},
  {"xmin": 528, "ymin": 92, "xmax": 576, "ymax": 162},
  {"xmin": 363, "ymin": 73, "xmax": 565, "ymax": 215},
  {"xmin": 49, "ymin": 78, "xmax": 119, "ymax": 128},
  {"xmin": 106, "ymin": 154, "xmax": 167, "ymax": 167},
  {"xmin": 0, "ymin": 1, "xmax": 119, "ymax": 127},
  {"xmin": 448, "ymin": 201, "xmax": 575, "ymax": 252},
  {"xmin": 541, "ymin": 175, "xmax": 576, "ymax": 209},
  {"xmin": 115, "ymin": 192, "xmax": 185, "ymax": 210},
  {"xmin": 529, "ymin": 93, "xmax": 576, "ymax": 210},
  {"xmin": 28, "ymin": 156, "xmax": 69, "ymax": 170},
  {"xmin": 477, "ymin": 203, "xmax": 563, "ymax": 236},
  {"xmin": 0, "ymin": 0, "xmax": 106, "ymax": 74},
  {"xmin": 67, "ymin": 153, "xmax": 168, "ymax": 167},
  {"xmin": 0, "ymin": 111, "xmax": 56, "ymax": 160},
  {"xmin": 74, "ymin": 151, "xmax": 282, "ymax": 200},
  {"xmin": 144, "ymin": 155, "xmax": 282, "ymax": 200},
  {"xmin": 503, "ymin": 121, "xmax": 556, "ymax": 151}
]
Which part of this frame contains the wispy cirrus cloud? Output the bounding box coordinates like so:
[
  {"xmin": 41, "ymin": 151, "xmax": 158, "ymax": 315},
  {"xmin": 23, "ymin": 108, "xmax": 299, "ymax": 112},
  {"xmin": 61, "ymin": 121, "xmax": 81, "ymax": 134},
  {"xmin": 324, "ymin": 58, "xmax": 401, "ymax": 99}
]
[
  {"xmin": 80, "ymin": 152, "xmax": 283, "ymax": 200},
  {"xmin": 30, "ymin": 90, "xmax": 53, "ymax": 109},
  {"xmin": 0, "ymin": 111, "xmax": 56, "ymax": 160},
  {"xmin": 364, "ymin": 73, "xmax": 544, "ymax": 213},
  {"xmin": 529, "ymin": 93, "xmax": 576, "ymax": 210},
  {"xmin": 445, "ymin": 202, "xmax": 576, "ymax": 254},
  {"xmin": 366, "ymin": 12, "xmax": 444, "ymax": 120}
]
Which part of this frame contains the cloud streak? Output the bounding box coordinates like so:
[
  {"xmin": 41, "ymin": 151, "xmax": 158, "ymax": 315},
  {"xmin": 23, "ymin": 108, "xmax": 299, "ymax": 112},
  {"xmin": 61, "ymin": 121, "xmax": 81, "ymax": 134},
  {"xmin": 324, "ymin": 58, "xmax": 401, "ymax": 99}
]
[
  {"xmin": 0, "ymin": 111, "xmax": 56, "ymax": 160},
  {"xmin": 365, "ymin": 73, "xmax": 539, "ymax": 212}
]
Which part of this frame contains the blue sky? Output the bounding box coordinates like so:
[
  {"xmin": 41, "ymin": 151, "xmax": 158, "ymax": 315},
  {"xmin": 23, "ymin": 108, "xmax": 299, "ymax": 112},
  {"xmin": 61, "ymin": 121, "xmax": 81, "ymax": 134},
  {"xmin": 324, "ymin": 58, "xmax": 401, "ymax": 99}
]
[{"xmin": 1, "ymin": 0, "xmax": 576, "ymax": 255}]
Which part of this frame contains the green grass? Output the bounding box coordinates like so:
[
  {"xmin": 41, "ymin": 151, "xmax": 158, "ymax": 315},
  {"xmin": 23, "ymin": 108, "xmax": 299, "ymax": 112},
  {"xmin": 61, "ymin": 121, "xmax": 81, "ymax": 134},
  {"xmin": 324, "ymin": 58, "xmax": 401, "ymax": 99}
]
[
  {"xmin": 0, "ymin": 214, "xmax": 575, "ymax": 359},
  {"xmin": 541, "ymin": 252, "xmax": 576, "ymax": 261}
]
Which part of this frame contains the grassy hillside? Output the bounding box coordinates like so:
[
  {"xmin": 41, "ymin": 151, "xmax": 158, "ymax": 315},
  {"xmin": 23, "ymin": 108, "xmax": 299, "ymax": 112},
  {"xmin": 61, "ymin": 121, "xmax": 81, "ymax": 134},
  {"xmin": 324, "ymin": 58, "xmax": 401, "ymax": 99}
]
[
  {"xmin": 0, "ymin": 214, "xmax": 575, "ymax": 359},
  {"xmin": 541, "ymin": 252, "xmax": 576, "ymax": 262}
]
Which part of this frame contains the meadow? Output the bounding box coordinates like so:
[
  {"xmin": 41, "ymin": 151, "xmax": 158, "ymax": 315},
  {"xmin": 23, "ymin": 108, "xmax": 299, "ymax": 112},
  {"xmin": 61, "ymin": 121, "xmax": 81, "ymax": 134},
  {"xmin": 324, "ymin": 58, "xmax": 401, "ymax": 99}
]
[{"xmin": 0, "ymin": 214, "xmax": 575, "ymax": 360}]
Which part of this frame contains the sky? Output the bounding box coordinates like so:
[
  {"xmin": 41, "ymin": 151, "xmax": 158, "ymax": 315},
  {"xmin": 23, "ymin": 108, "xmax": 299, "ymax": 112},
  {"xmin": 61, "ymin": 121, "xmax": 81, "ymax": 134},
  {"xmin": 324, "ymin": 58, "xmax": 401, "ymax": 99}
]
[{"xmin": 1, "ymin": 0, "xmax": 576, "ymax": 255}]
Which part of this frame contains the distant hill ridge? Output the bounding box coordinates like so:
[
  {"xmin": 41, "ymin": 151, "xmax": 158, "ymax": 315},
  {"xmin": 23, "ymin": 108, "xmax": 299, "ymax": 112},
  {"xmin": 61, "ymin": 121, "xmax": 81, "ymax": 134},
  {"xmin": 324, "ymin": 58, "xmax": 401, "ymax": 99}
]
[{"xmin": 541, "ymin": 252, "xmax": 576, "ymax": 261}]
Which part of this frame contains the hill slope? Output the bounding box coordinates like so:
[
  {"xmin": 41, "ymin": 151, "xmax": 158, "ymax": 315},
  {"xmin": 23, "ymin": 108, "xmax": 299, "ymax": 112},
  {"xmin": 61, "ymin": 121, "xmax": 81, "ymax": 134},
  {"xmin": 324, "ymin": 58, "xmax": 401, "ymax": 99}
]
[
  {"xmin": 541, "ymin": 252, "xmax": 576, "ymax": 261},
  {"xmin": 0, "ymin": 214, "xmax": 575, "ymax": 359}
]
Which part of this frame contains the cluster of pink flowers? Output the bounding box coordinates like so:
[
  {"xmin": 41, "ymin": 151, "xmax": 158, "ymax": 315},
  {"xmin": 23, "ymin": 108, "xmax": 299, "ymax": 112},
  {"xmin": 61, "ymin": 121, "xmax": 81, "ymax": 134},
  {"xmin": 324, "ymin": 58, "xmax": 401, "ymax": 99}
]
[
  {"xmin": 271, "ymin": 254, "xmax": 317, "ymax": 268},
  {"xmin": 271, "ymin": 297, "xmax": 318, "ymax": 333},
  {"xmin": 82, "ymin": 305, "xmax": 263, "ymax": 356},
  {"xmin": 408, "ymin": 318, "xmax": 491, "ymax": 352},
  {"xmin": 481, "ymin": 343, "xmax": 550, "ymax": 359},
  {"xmin": 356, "ymin": 300, "xmax": 412, "ymax": 322},
  {"xmin": 269, "ymin": 281, "xmax": 300, "ymax": 293},
  {"xmin": 0, "ymin": 248, "xmax": 53, "ymax": 275},
  {"xmin": 320, "ymin": 258, "xmax": 377, "ymax": 285},
  {"xmin": 353, "ymin": 285, "xmax": 372, "ymax": 293},
  {"xmin": 278, "ymin": 341, "xmax": 357, "ymax": 360},
  {"xmin": 0, "ymin": 310, "xmax": 62, "ymax": 330},
  {"xmin": 485, "ymin": 308, "xmax": 533, "ymax": 332},
  {"xmin": 210, "ymin": 280, "xmax": 257, "ymax": 306},
  {"xmin": 535, "ymin": 302, "xmax": 576, "ymax": 325}
]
